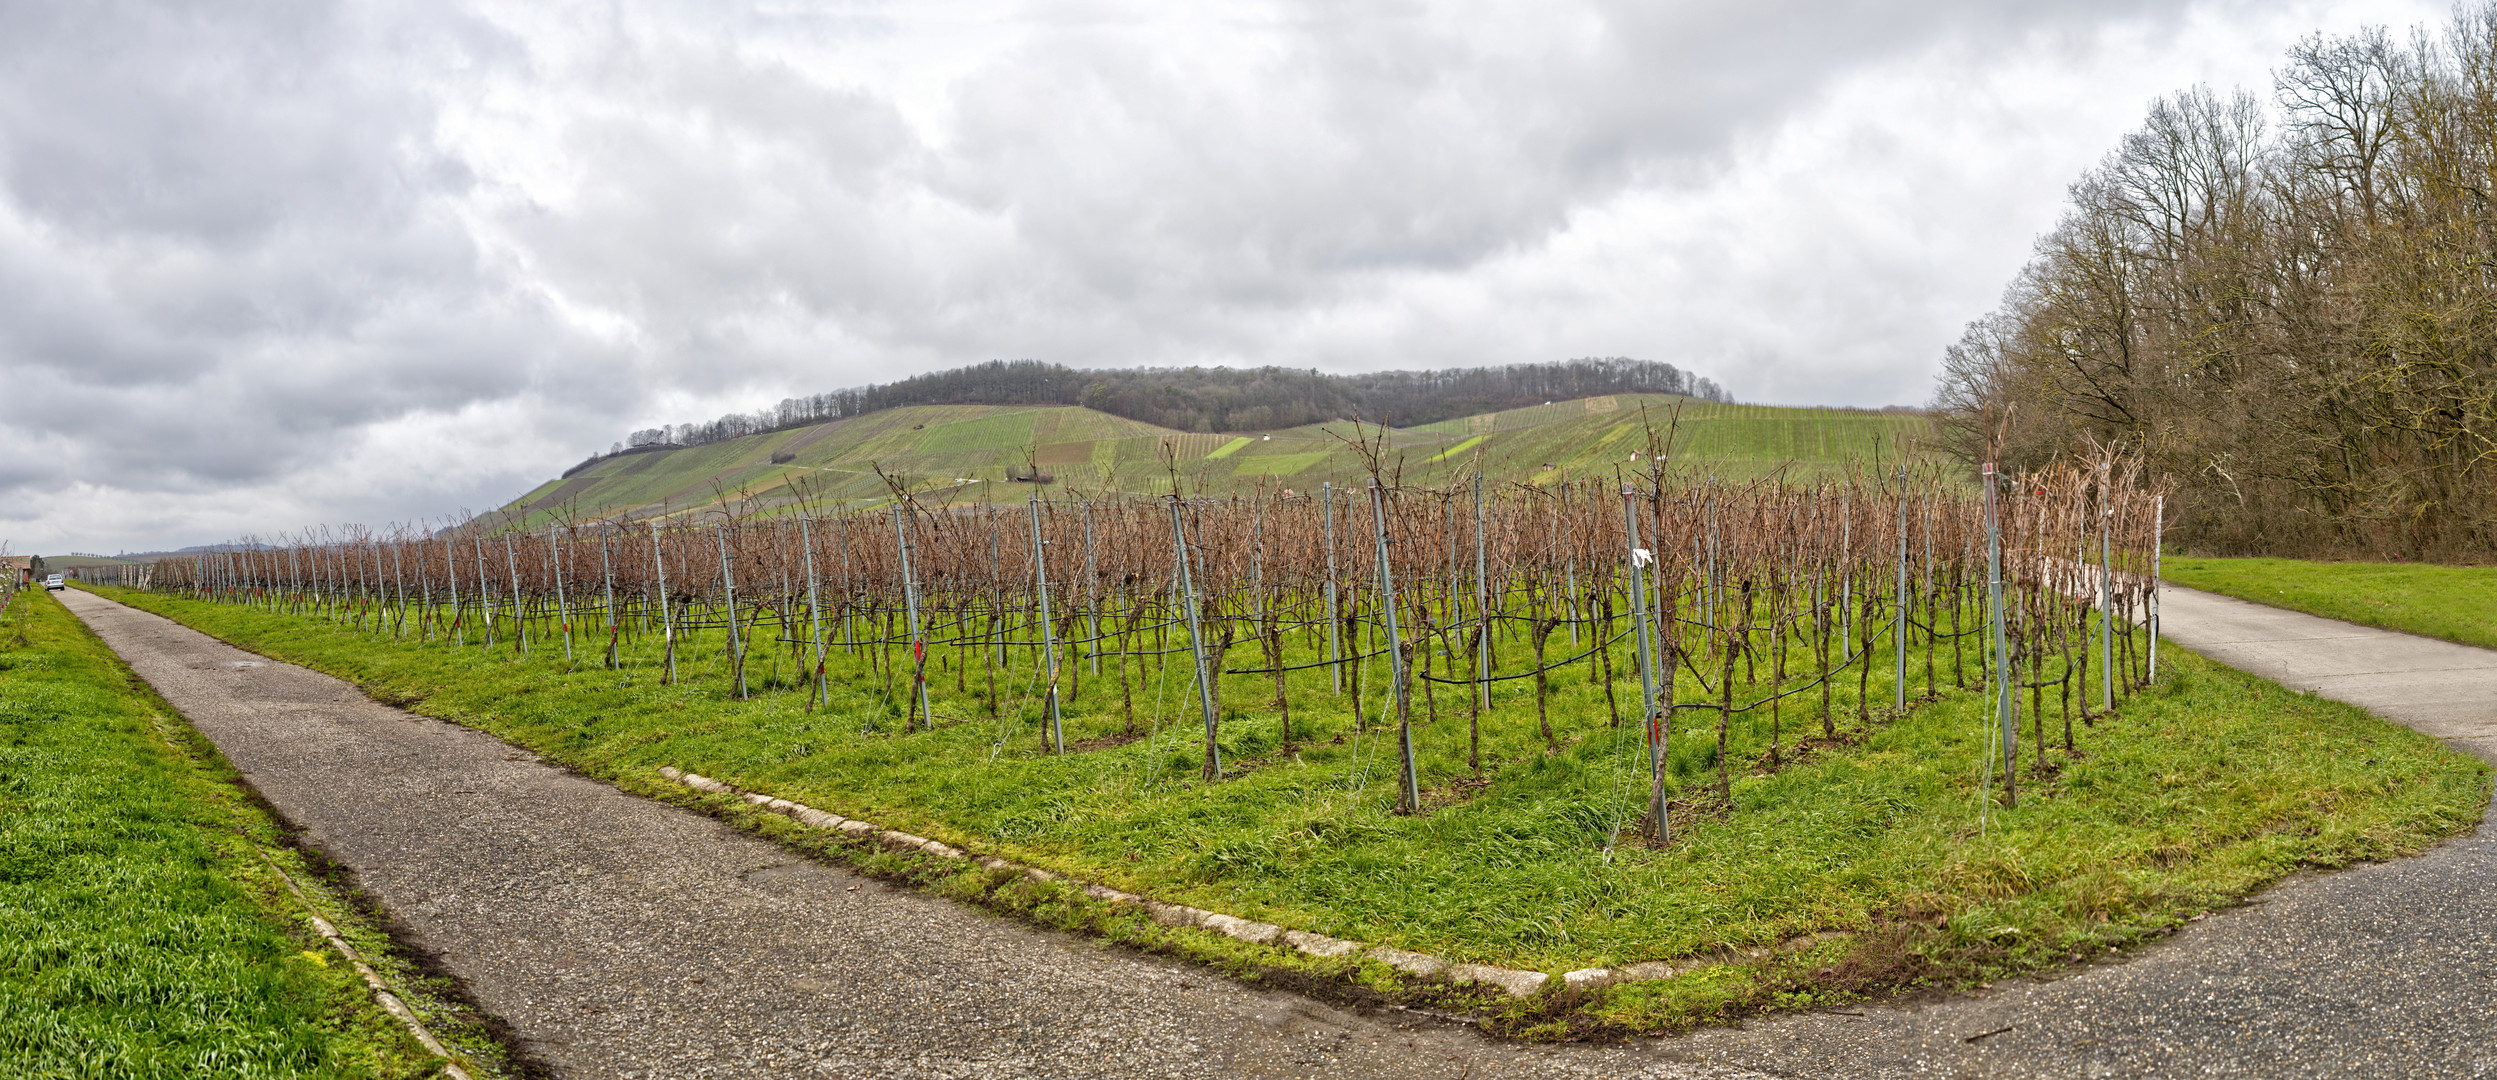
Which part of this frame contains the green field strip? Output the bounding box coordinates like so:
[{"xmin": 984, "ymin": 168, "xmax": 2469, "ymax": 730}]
[
  {"xmin": 1229, "ymin": 450, "xmax": 1333, "ymax": 476},
  {"xmin": 1031, "ymin": 440, "xmax": 1096, "ymax": 466},
  {"xmin": 1427, "ymin": 435, "xmax": 1488, "ymax": 463},
  {"xmin": 773, "ymin": 417, "xmax": 855, "ymax": 459},
  {"xmin": 1031, "ymin": 407, "xmax": 1152, "ymax": 445},
  {"xmin": 830, "ymin": 421, "xmax": 929, "ymax": 461},
  {"xmin": 1165, "ymin": 432, "xmax": 1228, "ymax": 457},
  {"xmin": 646, "ymin": 460, "xmax": 777, "ymax": 509},
  {"xmin": 914, "ymin": 411, "xmax": 1038, "ymax": 454},
  {"xmin": 525, "ymin": 474, "xmax": 603, "ymax": 513},
  {"xmin": 1205, "ymin": 437, "xmax": 1255, "ymax": 459},
  {"xmin": 607, "ymin": 451, "xmax": 670, "ymax": 479},
  {"xmin": 1088, "ymin": 438, "xmax": 1126, "ymax": 478},
  {"xmin": 509, "ymin": 477, "xmax": 567, "ymax": 506}
]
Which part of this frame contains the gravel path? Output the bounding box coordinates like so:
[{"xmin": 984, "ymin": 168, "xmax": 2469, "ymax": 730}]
[{"xmin": 62, "ymin": 586, "xmax": 2497, "ymax": 1078}]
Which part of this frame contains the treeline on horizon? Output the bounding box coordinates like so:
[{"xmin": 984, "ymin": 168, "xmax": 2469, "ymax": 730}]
[
  {"xmin": 612, "ymin": 357, "xmax": 1727, "ymax": 456},
  {"xmin": 1935, "ymin": 10, "xmax": 2497, "ymax": 562}
]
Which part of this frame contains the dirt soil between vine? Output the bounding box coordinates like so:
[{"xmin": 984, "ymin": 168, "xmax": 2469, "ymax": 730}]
[{"xmin": 60, "ymin": 586, "xmax": 2497, "ymax": 1079}]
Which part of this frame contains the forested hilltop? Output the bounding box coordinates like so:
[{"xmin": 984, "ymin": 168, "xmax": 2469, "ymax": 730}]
[
  {"xmin": 609, "ymin": 358, "xmax": 1725, "ymax": 457},
  {"xmin": 1934, "ymin": 10, "xmax": 2497, "ymax": 561}
]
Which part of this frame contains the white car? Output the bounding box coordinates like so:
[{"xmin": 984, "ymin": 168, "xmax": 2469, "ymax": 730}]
[{"xmin": 43, "ymin": 574, "xmax": 64, "ymax": 591}]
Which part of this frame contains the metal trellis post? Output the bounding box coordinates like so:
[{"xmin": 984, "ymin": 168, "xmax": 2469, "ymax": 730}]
[
  {"xmin": 1171, "ymin": 498, "xmax": 1223, "ymax": 782},
  {"xmin": 1368, "ymin": 479, "xmax": 1421, "ymax": 813},
  {"xmin": 1031, "ymin": 496, "xmax": 1063, "ymax": 752}
]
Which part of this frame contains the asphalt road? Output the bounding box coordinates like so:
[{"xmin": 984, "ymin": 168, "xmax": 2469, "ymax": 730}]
[{"xmin": 60, "ymin": 586, "xmax": 2497, "ymax": 1078}]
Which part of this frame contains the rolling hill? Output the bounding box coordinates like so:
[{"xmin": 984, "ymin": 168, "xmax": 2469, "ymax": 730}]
[{"xmin": 491, "ymin": 396, "xmax": 1930, "ymax": 530}]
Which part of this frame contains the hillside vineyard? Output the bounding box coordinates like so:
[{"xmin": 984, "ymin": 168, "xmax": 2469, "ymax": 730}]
[
  {"xmin": 145, "ymin": 459, "xmax": 2163, "ymax": 833},
  {"xmin": 503, "ymin": 397, "xmax": 1927, "ymax": 531}
]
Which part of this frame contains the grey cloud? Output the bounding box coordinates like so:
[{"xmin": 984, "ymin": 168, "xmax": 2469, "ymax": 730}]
[
  {"xmin": 925, "ymin": 1, "xmax": 2185, "ymax": 298},
  {"xmin": 0, "ymin": 0, "xmax": 562, "ymax": 506},
  {"xmin": 508, "ymin": 2, "xmax": 2202, "ymax": 365},
  {"xmin": 1, "ymin": 1, "xmax": 457, "ymax": 246},
  {"xmin": 0, "ymin": 0, "xmax": 2349, "ymax": 552}
]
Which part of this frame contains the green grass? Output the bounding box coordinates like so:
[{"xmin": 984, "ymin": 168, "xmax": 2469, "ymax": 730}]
[
  {"xmin": 89, "ymin": 583, "xmax": 2489, "ymax": 1035},
  {"xmin": 0, "ymin": 589, "xmax": 497, "ymax": 1078},
  {"xmin": 1229, "ymin": 451, "xmax": 1330, "ymax": 477},
  {"xmin": 2164, "ymin": 557, "xmax": 2497, "ymax": 651},
  {"xmin": 916, "ymin": 411, "xmax": 1039, "ymax": 454}
]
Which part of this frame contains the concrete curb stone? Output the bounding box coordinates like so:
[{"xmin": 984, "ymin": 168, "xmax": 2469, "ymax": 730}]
[{"xmin": 657, "ymin": 766, "xmax": 1571, "ymax": 998}]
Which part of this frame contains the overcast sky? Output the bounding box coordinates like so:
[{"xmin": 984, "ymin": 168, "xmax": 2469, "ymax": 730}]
[{"xmin": 0, "ymin": 0, "xmax": 2439, "ymax": 553}]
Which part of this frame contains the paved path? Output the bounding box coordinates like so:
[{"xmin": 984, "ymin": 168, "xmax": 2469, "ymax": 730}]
[
  {"xmin": 56, "ymin": 590, "xmax": 1730, "ymax": 1080},
  {"xmin": 2153, "ymin": 585, "xmax": 2497, "ymax": 763},
  {"xmin": 61, "ymin": 586, "xmax": 2497, "ymax": 1078}
]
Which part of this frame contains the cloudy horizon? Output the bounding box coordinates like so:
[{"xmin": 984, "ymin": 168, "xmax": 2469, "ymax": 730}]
[{"xmin": 0, "ymin": 0, "xmax": 2440, "ymax": 554}]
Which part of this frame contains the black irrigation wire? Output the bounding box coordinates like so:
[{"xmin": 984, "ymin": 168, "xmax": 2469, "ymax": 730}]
[
  {"xmin": 1669, "ymin": 672, "xmax": 1834, "ymax": 714},
  {"xmin": 1909, "ymin": 616, "xmax": 1988, "ymax": 640},
  {"xmin": 1408, "ymin": 628, "xmax": 1633, "ymax": 684},
  {"xmin": 1223, "ymin": 645, "xmax": 1392, "ymax": 676}
]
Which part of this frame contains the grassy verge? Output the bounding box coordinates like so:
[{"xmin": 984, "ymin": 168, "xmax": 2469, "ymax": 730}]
[
  {"xmin": 0, "ymin": 588, "xmax": 512, "ymax": 1078},
  {"xmin": 89, "ymin": 584, "xmax": 2490, "ymax": 1036},
  {"xmin": 2163, "ymin": 557, "xmax": 2497, "ymax": 650}
]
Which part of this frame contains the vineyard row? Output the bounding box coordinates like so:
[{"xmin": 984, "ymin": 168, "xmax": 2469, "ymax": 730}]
[{"xmin": 120, "ymin": 462, "xmax": 2163, "ymax": 844}]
